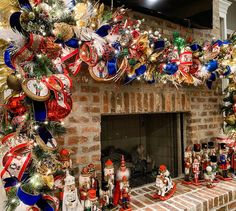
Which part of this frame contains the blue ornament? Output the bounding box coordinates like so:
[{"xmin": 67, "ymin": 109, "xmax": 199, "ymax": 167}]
[
  {"xmin": 107, "ymin": 58, "xmax": 117, "ymax": 75},
  {"xmin": 153, "ymin": 40, "xmax": 165, "ymax": 50},
  {"xmin": 4, "ymin": 45, "xmax": 15, "ymax": 70},
  {"xmin": 163, "ymin": 63, "xmax": 178, "ymax": 75},
  {"xmin": 135, "ymin": 65, "xmax": 147, "ymax": 76},
  {"xmin": 205, "ymin": 60, "xmax": 218, "ymax": 72},
  {"xmin": 96, "ymin": 25, "xmax": 112, "ymax": 37}
]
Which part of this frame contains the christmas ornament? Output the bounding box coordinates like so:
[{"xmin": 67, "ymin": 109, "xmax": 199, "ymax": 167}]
[
  {"xmin": 6, "ymin": 74, "xmax": 21, "ymax": 91},
  {"xmin": 7, "ymin": 94, "xmax": 27, "ymax": 115}
]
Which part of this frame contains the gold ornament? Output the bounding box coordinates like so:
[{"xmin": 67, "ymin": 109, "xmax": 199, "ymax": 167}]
[
  {"xmin": 225, "ymin": 114, "xmax": 236, "ymax": 126},
  {"xmin": 41, "ymin": 175, "xmax": 54, "ymax": 189},
  {"xmin": 53, "ymin": 23, "xmax": 74, "ymax": 42},
  {"xmin": 7, "ymin": 74, "xmax": 21, "ymax": 91}
]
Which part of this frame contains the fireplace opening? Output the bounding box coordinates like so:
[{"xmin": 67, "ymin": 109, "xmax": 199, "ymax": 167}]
[{"xmin": 101, "ymin": 113, "xmax": 184, "ymax": 187}]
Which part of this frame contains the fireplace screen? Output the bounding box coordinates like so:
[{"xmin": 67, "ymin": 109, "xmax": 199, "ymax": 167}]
[{"xmin": 101, "ymin": 113, "xmax": 184, "ymax": 187}]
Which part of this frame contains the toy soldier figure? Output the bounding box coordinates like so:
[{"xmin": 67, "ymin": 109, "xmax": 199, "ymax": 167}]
[
  {"xmin": 204, "ymin": 166, "xmax": 215, "ymax": 188},
  {"xmin": 113, "ymin": 155, "xmax": 130, "ymax": 206},
  {"xmin": 103, "ymin": 159, "xmax": 115, "ymax": 207},
  {"xmin": 210, "ymin": 155, "xmax": 219, "ymax": 182},
  {"xmin": 85, "ymin": 189, "xmax": 100, "ymax": 211},
  {"xmin": 231, "ymin": 143, "xmax": 236, "ymax": 178},
  {"xmin": 183, "ymin": 146, "xmax": 192, "ymax": 184},
  {"xmin": 193, "ymin": 144, "xmax": 203, "ymax": 180},
  {"xmin": 201, "ymin": 143, "xmax": 209, "ymax": 173},
  {"xmin": 100, "ymin": 181, "xmax": 109, "ymax": 210},
  {"xmin": 192, "ymin": 158, "xmax": 201, "ymax": 186},
  {"xmin": 119, "ymin": 176, "xmax": 131, "ymax": 211},
  {"xmin": 79, "ymin": 167, "xmax": 91, "ymax": 209},
  {"xmin": 208, "ymin": 141, "xmax": 216, "ymax": 156},
  {"xmin": 88, "ymin": 163, "xmax": 100, "ymax": 198},
  {"xmin": 218, "ymin": 143, "xmax": 232, "ymax": 180}
]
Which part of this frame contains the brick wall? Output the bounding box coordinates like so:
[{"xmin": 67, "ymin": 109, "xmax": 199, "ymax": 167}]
[{"xmin": 60, "ymin": 0, "xmax": 222, "ymax": 177}]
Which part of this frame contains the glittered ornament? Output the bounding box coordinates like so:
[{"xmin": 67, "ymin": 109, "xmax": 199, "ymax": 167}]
[
  {"xmin": 225, "ymin": 114, "xmax": 236, "ymax": 126},
  {"xmin": 6, "ymin": 74, "xmax": 21, "ymax": 91},
  {"xmin": 53, "ymin": 23, "xmax": 74, "ymax": 42},
  {"xmin": 28, "ymin": 12, "xmax": 35, "ymax": 20},
  {"xmin": 7, "ymin": 95, "xmax": 27, "ymax": 115}
]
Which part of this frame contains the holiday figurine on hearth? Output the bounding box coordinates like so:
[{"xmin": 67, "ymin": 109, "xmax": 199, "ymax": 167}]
[
  {"xmin": 204, "ymin": 166, "xmax": 215, "ymax": 188},
  {"xmin": 119, "ymin": 176, "xmax": 131, "ymax": 211},
  {"xmin": 85, "ymin": 189, "xmax": 100, "ymax": 211},
  {"xmin": 192, "ymin": 158, "xmax": 201, "ymax": 186},
  {"xmin": 208, "ymin": 141, "xmax": 216, "ymax": 156},
  {"xmin": 210, "ymin": 155, "xmax": 220, "ymax": 182},
  {"xmin": 113, "ymin": 155, "xmax": 130, "ymax": 207},
  {"xmin": 193, "ymin": 144, "xmax": 203, "ymax": 180},
  {"xmin": 88, "ymin": 164, "xmax": 100, "ymax": 198},
  {"xmin": 103, "ymin": 159, "xmax": 115, "ymax": 207},
  {"xmin": 100, "ymin": 181, "xmax": 110, "ymax": 210},
  {"xmin": 63, "ymin": 171, "xmax": 83, "ymax": 211},
  {"xmin": 218, "ymin": 143, "xmax": 232, "ymax": 180},
  {"xmin": 183, "ymin": 146, "xmax": 192, "ymax": 185},
  {"xmin": 79, "ymin": 167, "xmax": 91, "ymax": 209},
  {"xmin": 152, "ymin": 165, "xmax": 176, "ymax": 200},
  {"xmin": 201, "ymin": 143, "xmax": 209, "ymax": 173}
]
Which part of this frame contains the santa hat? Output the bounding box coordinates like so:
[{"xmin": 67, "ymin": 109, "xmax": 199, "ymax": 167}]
[
  {"xmin": 64, "ymin": 171, "xmax": 75, "ymax": 186},
  {"xmin": 105, "ymin": 159, "xmax": 114, "ymax": 169},
  {"xmin": 88, "ymin": 189, "xmax": 97, "ymax": 201},
  {"xmin": 159, "ymin": 164, "xmax": 167, "ymax": 172},
  {"xmin": 120, "ymin": 155, "xmax": 126, "ymax": 171}
]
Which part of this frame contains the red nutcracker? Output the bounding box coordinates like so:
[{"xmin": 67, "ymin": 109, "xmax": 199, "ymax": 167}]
[
  {"xmin": 79, "ymin": 167, "xmax": 91, "ymax": 208},
  {"xmin": 88, "ymin": 163, "xmax": 100, "ymax": 198},
  {"xmin": 201, "ymin": 143, "xmax": 209, "ymax": 173},
  {"xmin": 183, "ymin": 146, "xmax": 192, "ymax": 184},
  {"xmin": 192, "ymin": 158, "xmax": 201, "ymax": 186},
  {"xmin": 119, "ymin": 176, "xmax": 131, "ymax": 211}
]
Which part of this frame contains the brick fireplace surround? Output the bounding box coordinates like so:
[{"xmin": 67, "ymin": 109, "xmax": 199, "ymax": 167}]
[{"xmin": 57, "ymin": 0, "xmax": 235, "ymax": 210}]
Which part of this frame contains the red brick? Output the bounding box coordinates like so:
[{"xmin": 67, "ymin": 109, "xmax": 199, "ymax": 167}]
[
  {"xmin": 82, "ymin": 127, "xmax": 100, "ymax": 133},
  {"xmin": 92, "ymin": 154, "xmax": 100, "ymax": 162},
  {"xmin": 103, "ymin": 91, "xmax": 109, "ymax": 113},
  {"xmin": 78, "ymin": 96, "xmax": 88, "ymax": 101},
  {"xmin": 93, "ymin": 95, "xmax": 100, "ymax": 103},
  {"xmin": 91, "ymin": 87, "xmax": 100, "ymax": 93},
  {"xmin": 69, "ymin": 116, "xmax": 89, "ymax": 123},
  {"xmin": 76, "ymin": 156, "xmax": 88, "ymax": 164},
  {"xmin": 228, "ymin": 201, "xmax": 236, "ymax": 210}
]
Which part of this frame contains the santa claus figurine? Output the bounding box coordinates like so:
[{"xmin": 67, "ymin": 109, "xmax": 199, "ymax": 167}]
[
  {"xmin": 113, "ymin": 155, "xmax": 130, "ymax": 207},
  {"xmin": 192, "ymin": 158, "xmax": 201, "ymax": 186},
  {"xmin": 88, "ymin": 164, "xmax": 100, "ymax": 198},
  {"xmin": 119, "ymin": 176, "xmax": 131, "ymax": 211},
  {"xmin": 183, "ymin": 146, "xmax": 192, "ymax": 184},
  {"xmin": 79, "ymin": 167, "xmax": 91, "ymax": 209},
  {"xmin": 85, "ymin": 189, "xmax": 100, "ymax": 211},
  {"xmin": 103, "ymin": 159, "xmax": 115, "ymax": 207},
  {"xmin": 63, "ymin": 171, "xmax": 83, "ymax": 211},
  {"xmin": 204, "ymin": 166, "xmax": 215, "ymax": 188},
  {"xmin": 218, "ymin": 143, "xmax": 232, "ymax": 180}
]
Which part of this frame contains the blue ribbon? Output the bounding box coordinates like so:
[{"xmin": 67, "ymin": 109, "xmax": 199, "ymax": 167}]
[
  {"xmin": 17, "ymin": 186, "xmax": 42, "ymax": 206},
  {"xmin": 96, "ymin": 25, "xmax": 112, "ymax": 37},
  {"xmin": 163, "ymin": 63, "xmax": 178, "ymax": 75},
  {"xmin": 205, "ymin": 60, "xmax": 218, "ymax": 72},
  {"xmin": 107, "ymin": 58, "xmax": 117, "ymax": 75},
  {"xmin": 3, "ymin": 177, "xmax": 18, "ymax": 188},
  {"xmin": 33, "ymin": 101, "xmax": 47, "ymax": 122},
  {"xmin": 213, "ymin": 40, "xmax": 223, "ymax": 47},
  {"xmin": 37, "ymin": 126, "xmax": 53, "ymax": 145},
  {"xmin": 55, "ymin": 38, "xmax": 79, "ymax": 48},
  {"xmin": 153, "ymin": 40, "xmax": 165, "ymax": 50},
  {"xmin": 4, "ymin": 45, "xmax": 15, "ymax": 70},
  {"xmin": 135, "ymin": 65, "xmax": 147, "ymax": 76},
  {"xmin": 18, "ymin": 0, "xmax": 32, "ymax": 9}
]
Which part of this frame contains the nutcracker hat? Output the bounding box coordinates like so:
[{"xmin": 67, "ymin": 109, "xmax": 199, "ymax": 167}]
[
  {"xmin": 64, "ymin": 171, "xmax": 75, "ymax": 186},
  {"xmin": 120, "ymin": 155, "xmax": 127, "ymax": 171},
  {"xmin": 210, "ymin": 155, "xmax": 217, "ymax": 163},
  {"xmin": 220, "ymin": 142, "xmax": 226, "ymax": 150},
  {"xmin": 208, "ymin": 141, "xmax": 215, "ymax": 149},
  {"xmin": 102, "ymin": 180, "xmax": 109, "ymax": 191},
  {"xmin": 193, "ymin": 144, "xmax": 201, "ymax": 152},
  {"xmin": 159, "ymin": 164, "xmax": 167, "ymax": 172},
  {"xmin": 81, "ymin": 167, "xmax": 90, "ymax": 176},
  {"xmin": 201, "ymin": 143, "xmax": 208, "ymax": 149},
  {"xmin": 88, "ymin": 189, "xmax": 97, "ymax": 201},
  {"xmin": 87, "ymin": 163, "xmax": 96, "ymax": 173},
  {"xmin": 105, "ymin": 159, "xmax": 114, "ymax": 169}
]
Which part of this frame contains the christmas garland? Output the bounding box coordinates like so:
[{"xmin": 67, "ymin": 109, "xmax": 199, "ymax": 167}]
[{"xmin": 0, "ymin": 0, "xmax": 235, "ymax": 210}]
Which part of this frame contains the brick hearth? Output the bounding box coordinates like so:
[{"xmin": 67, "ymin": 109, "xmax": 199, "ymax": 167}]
[{"xmin": 130, "ymin": 179, "xmax": 236, "ymax": 211}]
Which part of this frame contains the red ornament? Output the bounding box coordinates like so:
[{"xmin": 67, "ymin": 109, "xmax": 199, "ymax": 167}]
[
  {"xmin": 46, "ymin": 96, "xmax": 72, "ymax": 121},
  {"xmin": 189, "ymin": 59, "xmax": 201, "ymax": 75},
  {"xmin": 7, "ymin": 95, "xmax": 27, "ymax": 116},
  {"xmin": 59, "ymin": 149, "xmax": 71, "ymax": 161}
]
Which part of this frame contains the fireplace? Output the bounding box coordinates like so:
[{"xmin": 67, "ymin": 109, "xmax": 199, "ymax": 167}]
[{"xmin": 101, "ymin": 113, "xmax": 184, "ymax": 187}]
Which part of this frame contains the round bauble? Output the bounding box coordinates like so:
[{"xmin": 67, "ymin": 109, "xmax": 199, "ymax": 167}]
[{"xmin": 7, "ymin": 74, "xmax": 21, "ymax": 91}]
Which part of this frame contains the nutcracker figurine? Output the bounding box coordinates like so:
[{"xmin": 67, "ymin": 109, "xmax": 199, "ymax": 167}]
[
  {"xmin": 152, "ymin": 165, "xmax": 176, "ymax": 200},
  {"xmin": 59, "ymin": 149, "xmax": 72, "ymax": 170},
  {"xmin": 208, "ymin": 141, "xmax": 216, "ymax": 156},
  {"xmin": 79, "ymin": 167, "xmax": 91, "ymax": 209},
  {"xmin": 204, "ymin": 166, "xmax": 215, "ymax": 188},
  {"xmin": 119, "ymin": 176, "xmax": 131, "ymax": 211},
  {"xmin": 193, "ymin": 143, "xmax": 203, "ymax": 180},
  {"xmin": 103, "ymin": 159, "xmax": 115, "ymax": 207},
  {"xmin": 62, "ymin": 171, "xmax": 83, "ymax": 211},
  {"xmin": 192, "ymin": 158, "xmax": 201, "ymax": 186},
  {"xmin": 88, "ymin": 163, "xmax": 100, "ymax": 198},
  {"xmin": 201, "ymin": 143, "xmax": 209, "ymax": 173},
  {"xmin": 100, "ymin": 181, "xmax": 110, "ymax": 210},
  {"xmin": 210, "ymin": 155, "xmax": 219, "ymax": 183},
  {"xmin": 231, "ymin": 143, "xmax": 236, "ymax": 178},
  {"xmin": 218, "ymin": 143, "xmax": 232, "ymax": 181},
  {"xmin": 85, "ymin": 189, "xmax": 100, "ymax": 211},
  {"xmin": 113, "ymin": 155, "xmax": 130, "ymax": 206},
  {"xmin": 183, "ymin": 146, "xmax": 192, "ymax": 184}
]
